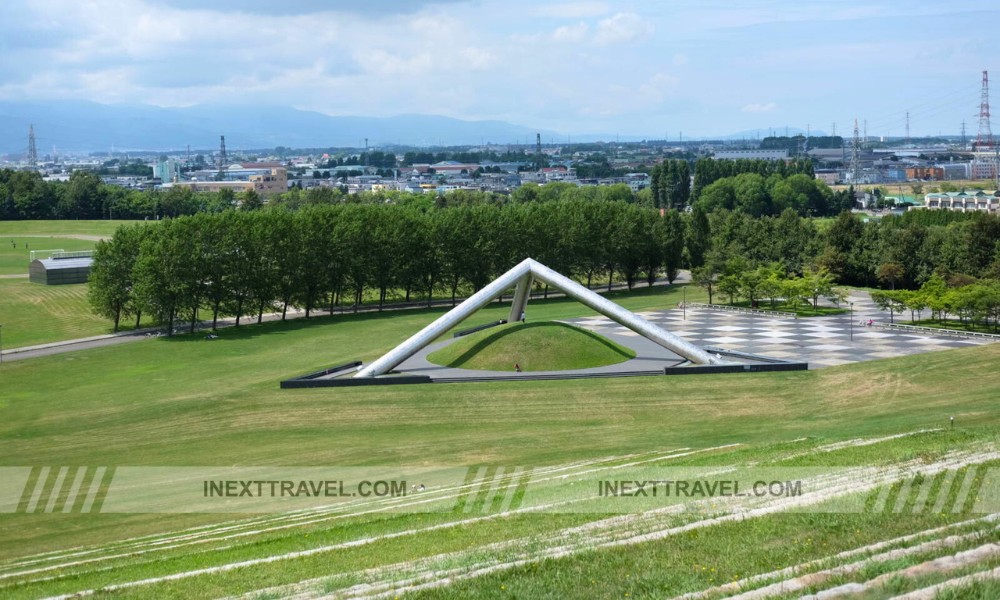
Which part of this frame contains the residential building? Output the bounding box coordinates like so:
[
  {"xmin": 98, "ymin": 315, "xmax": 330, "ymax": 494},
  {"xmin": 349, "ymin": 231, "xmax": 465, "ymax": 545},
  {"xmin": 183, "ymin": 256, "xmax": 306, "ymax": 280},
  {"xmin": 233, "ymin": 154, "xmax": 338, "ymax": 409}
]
[{"xmin": 919, "ymin": 190, "xmax": 999, "ymax": 213}]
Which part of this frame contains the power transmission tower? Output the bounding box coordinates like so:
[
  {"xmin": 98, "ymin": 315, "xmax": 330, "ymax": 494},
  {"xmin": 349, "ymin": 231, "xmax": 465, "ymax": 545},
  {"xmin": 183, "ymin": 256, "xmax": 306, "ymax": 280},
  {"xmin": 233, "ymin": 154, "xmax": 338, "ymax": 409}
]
[
  {"xmin": 217, "ymin": 135, "xmax": 227, "ymax": 179},
  {"xmin": 976, "ymin": 70, "xmax": 994, "ymax": 150},
  {"xmin": 535, "ymin": 133, "xmax": 542, "ymax": 170},
  {"xmin": 905, "ymin": 112, "xmax": 910, "ymax": 143},
  {"xmin": 863, "ymin": 119, "xmax": 868, "ymax": 144},
  {"xmin": 961, "ymin": 121, "xmax": 967, "ymax": 147},
  {"xmin": 831, "ymin": 122, "xmax": 837, "ymax": 137},
  {"xmin": 27, "ymin": 124, "xmax": 38, "ymax": 167},
  {"xmin": 851, "ymin": 118, "xmax": 861, "ymax": 184}
]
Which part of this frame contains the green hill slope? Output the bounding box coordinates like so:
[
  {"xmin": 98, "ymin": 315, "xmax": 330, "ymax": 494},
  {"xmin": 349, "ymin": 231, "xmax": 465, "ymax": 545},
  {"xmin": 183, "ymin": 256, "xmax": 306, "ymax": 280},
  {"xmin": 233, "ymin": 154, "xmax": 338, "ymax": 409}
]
[{"xmin": 427, "ymin": 321, "xmax": 636, "ymax": 372}]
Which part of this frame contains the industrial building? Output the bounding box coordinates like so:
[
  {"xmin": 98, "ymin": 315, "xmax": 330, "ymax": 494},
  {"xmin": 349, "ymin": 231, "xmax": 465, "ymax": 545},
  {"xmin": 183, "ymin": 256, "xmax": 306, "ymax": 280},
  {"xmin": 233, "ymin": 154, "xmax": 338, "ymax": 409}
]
[{"xmin": 713, "ymin": 149, "xmax": 789, "ymax": 160}]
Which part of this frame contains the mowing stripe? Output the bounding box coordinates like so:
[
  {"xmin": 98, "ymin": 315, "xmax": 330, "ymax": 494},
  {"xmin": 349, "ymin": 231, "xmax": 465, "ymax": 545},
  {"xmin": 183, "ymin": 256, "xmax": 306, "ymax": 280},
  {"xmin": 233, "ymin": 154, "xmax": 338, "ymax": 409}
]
[
  {"xmin": 890, "ymin": 564, "xmax": 1000, "ymax": 599},
  {"xmin": 797, "ymin": 542, "xmax": 1000, "ymax": 599},
  {"xmin": 675, "ymin": 514, "xmax": 1000, "ymax": 599},
  {"xmin": 24, "ymin": 447, "xmax": 738, "ymax": 597},
  {"xmin": 2, "ymin": 448, "xmax": 711, "ymax": 582},
  {"xmin": 779, "ymin": 429, "xmax": 944, "ymax": 462},
  {"xmin": 1, "ymin": 449, "xmax": 678, "ymax": 571},
  {"xmin": 229, "ymin": 452, "xmax": 1000, "ymax": 600},
  {"xmin": 722, "ymin": 527, "xmax": 1000, "ymax": 599}
]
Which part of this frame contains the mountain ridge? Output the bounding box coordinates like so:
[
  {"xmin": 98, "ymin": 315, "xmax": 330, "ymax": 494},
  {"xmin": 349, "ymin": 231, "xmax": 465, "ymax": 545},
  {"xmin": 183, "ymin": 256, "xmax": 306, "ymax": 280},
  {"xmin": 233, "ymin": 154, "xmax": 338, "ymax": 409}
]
[{"xmin": 0, "ymin": 101, "xmax": 559, "ymax": 153}]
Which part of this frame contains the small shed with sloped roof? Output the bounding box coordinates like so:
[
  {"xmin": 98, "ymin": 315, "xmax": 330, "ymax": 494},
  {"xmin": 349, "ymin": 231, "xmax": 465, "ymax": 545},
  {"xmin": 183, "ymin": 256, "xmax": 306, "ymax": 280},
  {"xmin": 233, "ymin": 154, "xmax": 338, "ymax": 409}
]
[{"xmin": 29, "ymin": 256, "xmax": 93, "ymax": 285}]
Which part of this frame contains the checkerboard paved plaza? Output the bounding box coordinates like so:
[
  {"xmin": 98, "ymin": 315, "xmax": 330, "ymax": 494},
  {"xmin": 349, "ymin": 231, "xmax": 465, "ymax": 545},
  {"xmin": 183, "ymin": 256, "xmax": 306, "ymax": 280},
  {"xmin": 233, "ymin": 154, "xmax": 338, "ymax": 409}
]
[{"xmin": 566, "ymin": 292, "xmax": 995, "ymax": 369}]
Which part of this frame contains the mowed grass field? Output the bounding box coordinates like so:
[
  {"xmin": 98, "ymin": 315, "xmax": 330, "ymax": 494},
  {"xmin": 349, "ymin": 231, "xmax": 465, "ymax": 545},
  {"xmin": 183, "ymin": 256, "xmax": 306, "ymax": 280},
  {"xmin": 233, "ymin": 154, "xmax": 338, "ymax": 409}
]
[
  {"xmin": 1, "ymin": 278, "xmax": 999, "ymax": 598},
  {"xmin": 0, "ymin": 219, "xmax": 142, "ymax": 238},
  {"xmin": 0, "ymin": 237, "xmax": 97, "ymax": 275},
  {"xmin": 0, "ymin": 221, "xmax": 155, "ymax": 348},
  {"xmin": 0, "ymin": 280, "xmax": 114, "ymax": 348}
]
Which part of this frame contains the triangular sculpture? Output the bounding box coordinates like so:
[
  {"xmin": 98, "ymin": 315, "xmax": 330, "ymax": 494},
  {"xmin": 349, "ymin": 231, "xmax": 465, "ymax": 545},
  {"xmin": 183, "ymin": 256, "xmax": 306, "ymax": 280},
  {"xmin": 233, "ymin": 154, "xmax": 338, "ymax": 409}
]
[{"xmin": 355, "ymin": 258, "xmax": 723, "ymax": 378}]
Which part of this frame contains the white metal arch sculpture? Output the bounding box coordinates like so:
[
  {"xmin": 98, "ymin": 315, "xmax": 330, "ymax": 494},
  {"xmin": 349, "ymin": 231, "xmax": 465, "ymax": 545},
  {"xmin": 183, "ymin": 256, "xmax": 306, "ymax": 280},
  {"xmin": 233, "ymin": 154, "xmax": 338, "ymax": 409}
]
[{"xmin": 354, "ymin": 258, "xmax": 722, "ymax": 378}]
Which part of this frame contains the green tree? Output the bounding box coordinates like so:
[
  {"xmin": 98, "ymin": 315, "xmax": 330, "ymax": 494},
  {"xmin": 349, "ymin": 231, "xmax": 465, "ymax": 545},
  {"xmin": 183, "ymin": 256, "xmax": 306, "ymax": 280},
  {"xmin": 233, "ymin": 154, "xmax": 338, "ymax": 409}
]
[
  {"xmin": 662, "ymin": 209, "xmax": 685, "ymax": 283},
  {"xmin": 88, "ymin": 224, "xmax": 148, "ymax": 331},
  {"xmin": 876, "ymin": 262, "xmax": 905, "ymax": 290},
  {"xmin": 802, "ymin": 267, "xmax": 835, "ymax": 312}
]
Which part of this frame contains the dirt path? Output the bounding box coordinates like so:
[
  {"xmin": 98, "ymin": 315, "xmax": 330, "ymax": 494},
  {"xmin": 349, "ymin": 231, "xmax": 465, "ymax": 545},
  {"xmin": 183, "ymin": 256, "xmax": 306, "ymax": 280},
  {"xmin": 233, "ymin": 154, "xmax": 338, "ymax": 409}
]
[{"xmin": 13, "ymin": 234, "xmax": 107, "ymax": 242}]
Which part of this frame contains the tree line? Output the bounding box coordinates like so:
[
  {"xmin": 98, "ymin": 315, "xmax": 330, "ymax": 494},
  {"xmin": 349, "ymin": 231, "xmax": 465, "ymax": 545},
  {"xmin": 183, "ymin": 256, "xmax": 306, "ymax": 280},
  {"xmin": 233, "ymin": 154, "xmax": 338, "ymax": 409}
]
[
  {"xmin": 87, "ymin": 197, "xmax": 1000, "ymax": 333},
  {"xmin": 2, "ymin": 156, "xmax": 834, "ymax": 222},
  {"xmin": 698, "ymin": 208, "xmax": 1000, "ymax": 330},
  {"xmin": 88, "ymin": 201, "xmax": 687, "ymax": 333},
  {"xmin": 871, "ymin": 275, "xmax": 1000, "ymax": 331}
]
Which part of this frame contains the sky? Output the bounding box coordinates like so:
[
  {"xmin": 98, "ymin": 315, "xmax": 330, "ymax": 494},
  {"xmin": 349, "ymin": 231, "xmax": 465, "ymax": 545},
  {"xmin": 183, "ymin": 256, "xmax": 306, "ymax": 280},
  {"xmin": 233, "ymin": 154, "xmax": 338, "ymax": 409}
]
[{"xmin": 1, "ymin": 0, "xmax": 998, "ymax": 139}]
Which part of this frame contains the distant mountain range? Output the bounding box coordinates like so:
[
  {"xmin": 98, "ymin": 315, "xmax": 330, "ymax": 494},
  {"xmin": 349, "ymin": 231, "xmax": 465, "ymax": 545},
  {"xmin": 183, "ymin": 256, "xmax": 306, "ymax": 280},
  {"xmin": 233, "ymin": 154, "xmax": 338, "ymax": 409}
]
[{"xmin": 0, "ymin": 101, "xmax": 560, "ymax": 154}]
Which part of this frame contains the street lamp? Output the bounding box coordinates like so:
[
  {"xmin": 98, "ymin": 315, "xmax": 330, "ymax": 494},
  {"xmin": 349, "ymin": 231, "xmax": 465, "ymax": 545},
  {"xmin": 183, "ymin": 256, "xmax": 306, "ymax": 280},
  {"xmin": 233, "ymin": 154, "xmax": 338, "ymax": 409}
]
[{"xmin": 849, "ymin": 302, "xmax": 854, "ymax": 342}]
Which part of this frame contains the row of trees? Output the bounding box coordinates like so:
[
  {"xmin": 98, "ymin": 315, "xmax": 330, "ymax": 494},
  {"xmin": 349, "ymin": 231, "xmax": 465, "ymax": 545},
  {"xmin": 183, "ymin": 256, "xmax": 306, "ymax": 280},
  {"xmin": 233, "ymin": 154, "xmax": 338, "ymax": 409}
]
[
  {"xmin": 871, "ymin": 275, "xmax": 1000, "ymax": 330},
  {"xmin": 0, "ymin": 155, "xmax": 842, "ymax": 222},
  {"xmin": 85, "ymin": 190, "xmax": 1000, "ymax": 333},
  {"xmin": 693, "ymin": 261, "xmax": 841, "ymax": 311},
  {"xmin": 690, "ymin": 157, "xmax": 814, "ymax": 199},
  {"xmin": 817, "ymin": 210, "xmax": 1000, "ymax": 288},
  {"xmin": 89, "ymin": 201, "xmax": 688, "ymax": 333},
  {"xmin": 649, "ymin": 159, "xmax": 691, "ymax": 210},
  {"xmin": 695, "ymin": 173, "xmax": 853, "ymax": 217}
]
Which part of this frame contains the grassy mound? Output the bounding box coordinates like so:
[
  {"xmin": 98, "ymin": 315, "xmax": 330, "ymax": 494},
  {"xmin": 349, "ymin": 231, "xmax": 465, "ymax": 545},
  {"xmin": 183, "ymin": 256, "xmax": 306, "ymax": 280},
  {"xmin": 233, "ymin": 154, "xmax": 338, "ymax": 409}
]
[{"xmin": 427, "ymin": 321, "xmax": 636, "ymax": 372}]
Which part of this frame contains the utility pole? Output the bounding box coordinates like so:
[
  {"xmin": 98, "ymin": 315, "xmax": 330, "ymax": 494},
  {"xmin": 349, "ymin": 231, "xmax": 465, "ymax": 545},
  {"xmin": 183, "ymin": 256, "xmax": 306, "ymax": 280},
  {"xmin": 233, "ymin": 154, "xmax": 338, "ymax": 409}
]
[{"xmin": 851, "ymin": 118, "xmax": 861, "ymax": 184}]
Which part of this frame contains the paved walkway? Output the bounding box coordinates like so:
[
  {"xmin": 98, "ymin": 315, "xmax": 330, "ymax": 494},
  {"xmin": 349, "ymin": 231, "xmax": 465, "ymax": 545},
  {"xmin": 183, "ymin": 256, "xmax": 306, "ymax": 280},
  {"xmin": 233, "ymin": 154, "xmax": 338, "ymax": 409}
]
[
  {"xmin": 567, "ymin": 291, "xmax": 994, "ymax": 369},
  {"xmin": 384, "ymin": 291, "xmax": 997, "ymax": 380}
]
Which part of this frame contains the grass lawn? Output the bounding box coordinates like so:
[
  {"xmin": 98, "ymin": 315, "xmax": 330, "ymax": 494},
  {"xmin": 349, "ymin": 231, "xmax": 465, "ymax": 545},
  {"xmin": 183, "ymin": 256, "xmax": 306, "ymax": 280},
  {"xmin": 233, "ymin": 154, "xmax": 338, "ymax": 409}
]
[
  {"xmin": 0, "ymin": 280, "xmax": 109, "ymax": 348},
  {"xmin": 427, "ymin": 321, "xmax": 635, "ymax": 371},
  {"xmin": 0, "ymin": 236, "xmax": 98, "ymax": 275},
  {"xmin": 0, "ymin": 279, "xmax": 156, "ymax": 348},
  {"xmin": 1, "ymin": 282, "xmax": 998, "ymax": 598},
  {"xmin": 711, "ymin": 299, "xmax": 850, "ymax": 317},
  {"xmin": 911, "ymin": 318, "xmax": 1000, "ymax": 335},
  {"xmin": 0, "ymin": 219, "xmax": 144, "ymax": 238}
]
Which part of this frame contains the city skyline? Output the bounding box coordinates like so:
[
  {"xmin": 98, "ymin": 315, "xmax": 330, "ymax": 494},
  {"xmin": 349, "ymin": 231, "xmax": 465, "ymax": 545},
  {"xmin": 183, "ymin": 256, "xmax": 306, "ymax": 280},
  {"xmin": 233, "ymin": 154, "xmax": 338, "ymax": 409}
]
[{"xmin": 1, "ymin": 0, "xmax": 998, "ymax": 139}]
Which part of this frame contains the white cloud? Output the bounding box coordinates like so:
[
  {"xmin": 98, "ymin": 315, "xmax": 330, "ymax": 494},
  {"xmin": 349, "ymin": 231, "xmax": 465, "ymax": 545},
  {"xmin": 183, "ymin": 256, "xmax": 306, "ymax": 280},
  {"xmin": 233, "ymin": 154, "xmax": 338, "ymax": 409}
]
[
  {"xmin": 742, "ymin": 102, "xmax": 777, "ymax": 113},
  {"xmin": 578, "ymin": 71, "xmax": 680, "ymax": 117},
  {"xmin": 595, "ymin": 12, "xmax": 653, "ymax": 45},
  {"xmin": 532, "ymin": 1, "xmax": 610, "ymax": 19},
  {"xmin": 1, "ymin": 0, "xmax": 997, "ymax": 137},
  {"xmin": 459, "ymin": 47, "xmax": 497, "ymax": 70},
  {"xmin": 552, "ymin": 22, "xmax": 589, "ymax": 43}
]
